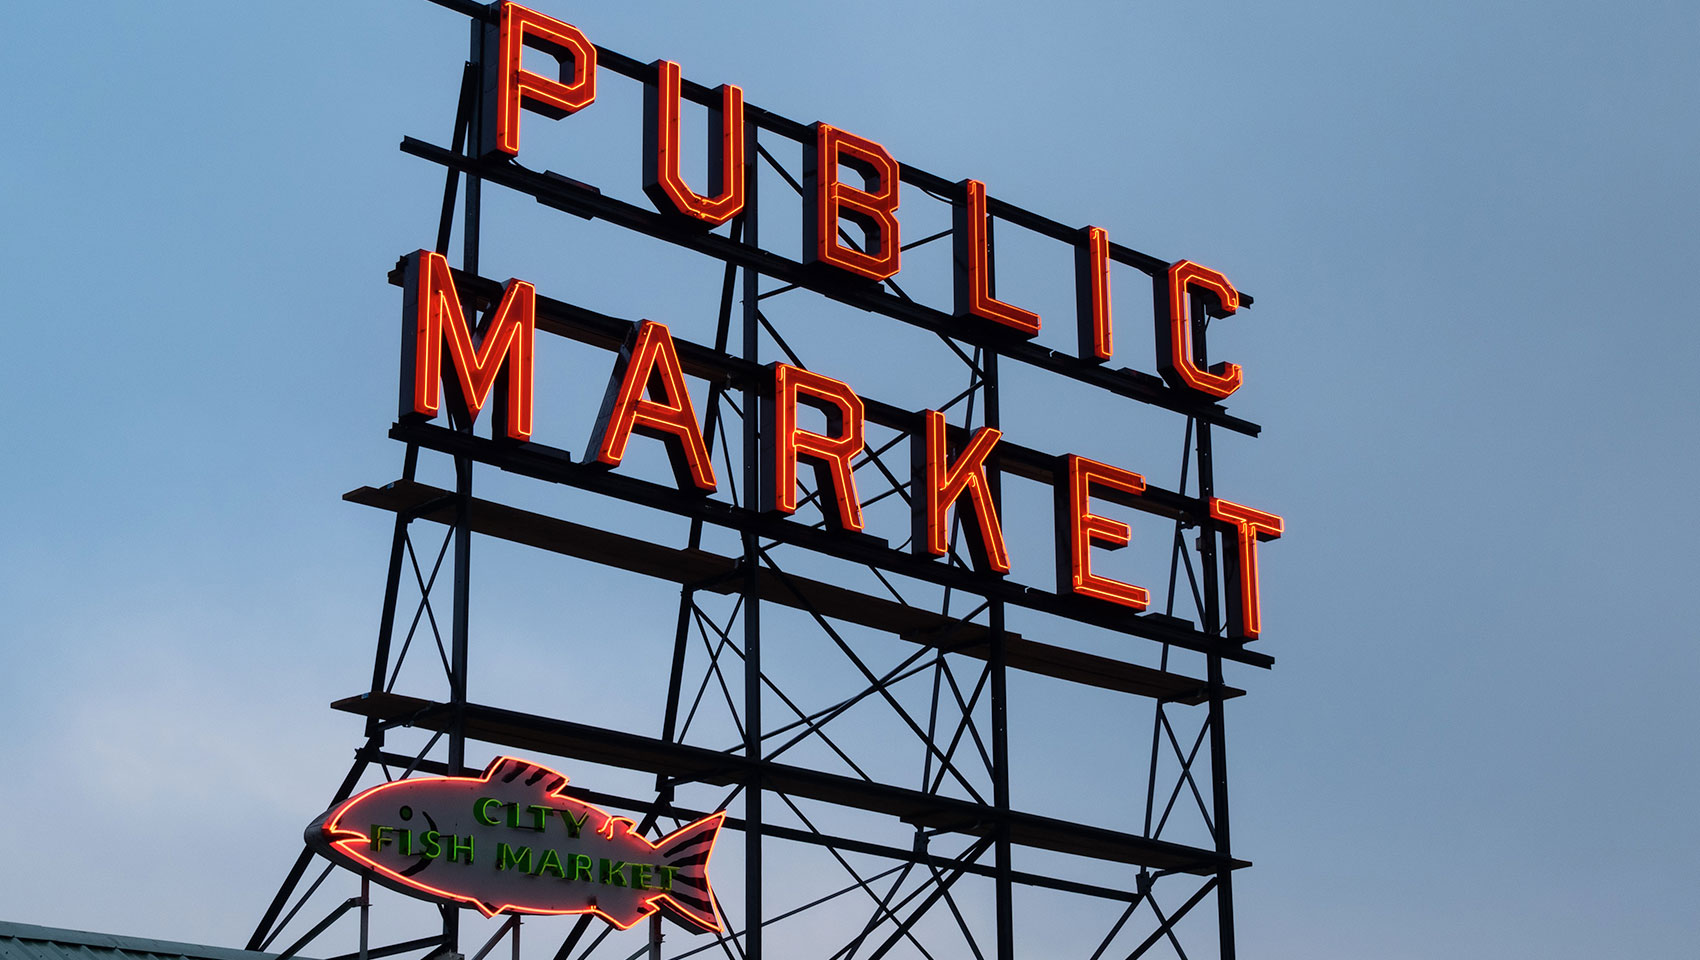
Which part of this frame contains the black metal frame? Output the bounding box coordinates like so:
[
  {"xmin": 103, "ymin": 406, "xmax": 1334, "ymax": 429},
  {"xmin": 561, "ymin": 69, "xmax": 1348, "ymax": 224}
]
[{"xmin": 249, "ymin": 4, "xmax": 1269, "ymax": 959}]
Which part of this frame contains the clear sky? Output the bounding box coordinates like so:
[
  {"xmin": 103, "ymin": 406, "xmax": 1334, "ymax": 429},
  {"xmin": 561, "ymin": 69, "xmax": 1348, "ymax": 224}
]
[{"xmin": 2, "ymin": 2, "xmax": 1695, "ymax": 958}]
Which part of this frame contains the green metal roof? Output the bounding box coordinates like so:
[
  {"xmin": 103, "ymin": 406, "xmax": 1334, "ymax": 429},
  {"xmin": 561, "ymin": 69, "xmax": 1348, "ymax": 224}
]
[{"xmin": 0, "ymin": 922, "xmax": 296, "ymax": 960}]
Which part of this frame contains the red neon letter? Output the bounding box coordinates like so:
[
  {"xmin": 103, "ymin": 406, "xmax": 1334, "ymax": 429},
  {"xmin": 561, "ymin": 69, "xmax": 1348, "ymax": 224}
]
[
  {"xmin": 482, "ymin": 1, "xmax": 597, "ymax": 158},
  {"xmin": 1157, "ymin": 260, "xmax": 1243, "ymax": 399},
  {"xmin": 764, "ymin": 364, "xmax": 866, "ymax": 531},
  {"xmin": 1055, "ymin": 455, "xmax": 1148, "ymax": 610},
  {"xmin": 401, "ymin": 250, "xmax": 535, "ymax": 441},
  {"xmin": 1076, "ymin": 225, "xmax": 1112, "ymax": 361},
  {"xmin": 804, "ymin": 123, "xmax": 900, "ymax": 282},
  {"xmin": 912, "ymin": 411, "xmax": 1010, "ymax": 574},
  {"xmin": 592, "ymin": 320, "xmax": 717, "ymax": 492},
  {"xmin": 1209, "ymin": 497, "xmax": 1283, "ymax": 639},
  {"xmin": 953, "ymin": 179, "xmax": 1038, "ymax": 336},
  {"xmin": 643, "ymin": 60, "xmax": 745, "ymax": 225}
]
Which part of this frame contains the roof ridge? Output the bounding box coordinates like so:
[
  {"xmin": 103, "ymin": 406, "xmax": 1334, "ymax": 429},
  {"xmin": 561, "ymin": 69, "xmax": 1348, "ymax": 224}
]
[{"xmin": 0, "ymin": 922, "xmax": 304, "ymax": 960}]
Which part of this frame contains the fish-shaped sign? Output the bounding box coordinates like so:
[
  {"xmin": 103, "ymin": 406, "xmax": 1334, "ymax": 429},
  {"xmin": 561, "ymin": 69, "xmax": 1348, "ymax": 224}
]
[{"xmin": 305, "ymin": 756, "xmax": 724, "ymax": 931}]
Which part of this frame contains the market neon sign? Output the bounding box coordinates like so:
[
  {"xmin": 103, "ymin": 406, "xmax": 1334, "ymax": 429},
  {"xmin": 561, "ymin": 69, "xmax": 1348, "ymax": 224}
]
[
  {"xmin": 401, "ymin": 248, "xmax": 1283, "ymax": 639},
  {"xmin": 307, "ymin": 757, "xmax": 725, "ymax": 929}
]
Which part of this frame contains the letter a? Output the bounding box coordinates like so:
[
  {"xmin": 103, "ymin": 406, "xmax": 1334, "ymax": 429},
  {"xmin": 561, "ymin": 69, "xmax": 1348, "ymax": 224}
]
[{"xmin": 591, "ymin": 320, "xmax": 717, "ymax": 492}]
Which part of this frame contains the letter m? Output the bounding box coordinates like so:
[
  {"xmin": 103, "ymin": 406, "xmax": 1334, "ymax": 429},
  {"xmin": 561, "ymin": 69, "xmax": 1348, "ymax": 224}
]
[
  {"xmin": 496, "ymin": 842, "xmax": 533, "ymax": 873},
  {"xmin": 401, "ymin": 249, "xmax": 536, "ymax": 440}
]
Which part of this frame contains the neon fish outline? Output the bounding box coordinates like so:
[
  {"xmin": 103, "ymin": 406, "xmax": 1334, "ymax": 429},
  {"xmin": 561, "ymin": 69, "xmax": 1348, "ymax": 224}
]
[{"xmin": 306, "ymin": 756, "xmax": 724, "ymax": 930}]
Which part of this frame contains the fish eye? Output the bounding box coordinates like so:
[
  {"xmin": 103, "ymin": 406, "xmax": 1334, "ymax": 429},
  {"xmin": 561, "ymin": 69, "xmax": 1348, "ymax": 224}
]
[{"xmin": 399, "ymin": 805, "xmax": 413, "ymax": 821}]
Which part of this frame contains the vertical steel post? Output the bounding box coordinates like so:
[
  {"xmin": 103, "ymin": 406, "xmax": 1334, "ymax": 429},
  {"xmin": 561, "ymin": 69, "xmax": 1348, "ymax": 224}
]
[
  {"xmin": 659, "ymin": 228, "xmax": 743, "ymax": 797},
  {"xmin": 359, "ymin": 874, "xmax": 370, "ymax": 960},
  {"xmin": 365, "ymin": 445, "xmax": 420, "ymax": 731},
  {"xmin": 367, "ymin": 506, "xmax": 411, "ymax": 729},
  {"xmin": 986, "ymin": 352, "xmax": 1013, "ymax": 960},
  {"xmin": 1190, "ymin": 291, "xmax": 1234, "ymax": 960},
  {"xmin": 441, "ymin": 16, "xmax": 486, "ymax": 956},
  {"xmin": 449, "ymin": 449, "xmax": 473, "ymax": 769},
  {"xmin": 983, "ymin": 218, "xmax": 1014, "ymax": 960},
  {"xmin": 739, "ymin": 118, "xmax": 764, "ymax": 960}
]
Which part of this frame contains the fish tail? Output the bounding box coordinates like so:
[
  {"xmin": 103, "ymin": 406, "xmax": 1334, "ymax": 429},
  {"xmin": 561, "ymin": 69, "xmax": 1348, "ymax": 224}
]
[{"xmin": 655, "ymin": 812, "xmax": 724, "ymax": 931}]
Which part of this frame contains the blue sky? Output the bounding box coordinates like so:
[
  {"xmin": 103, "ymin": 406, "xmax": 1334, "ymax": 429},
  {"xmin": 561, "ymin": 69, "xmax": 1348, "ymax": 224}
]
[{"xmin": 2, "ymin": 2, "xmax": 1695, "ymax": 958}]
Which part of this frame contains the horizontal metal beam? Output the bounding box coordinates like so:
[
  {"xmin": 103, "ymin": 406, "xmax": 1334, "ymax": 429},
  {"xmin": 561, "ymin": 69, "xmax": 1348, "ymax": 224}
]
[
  {"xmin": 398, "ymin": 137, "xmax": 1261, "ymax": 438},
  {"xmin": 369, "ymin": 748, "xmax": 1154, "ymax": 904},
  {"xmin": 338, "ymin": 692, "xmax": 1247, "ymax": 876},
  {"xmin": 348, "ymin": 479, "xmax": 1242, "ymax": 702},
  {"xmin": 386, "ymin": 419, "xmax": 1272, "ymax": 668}
]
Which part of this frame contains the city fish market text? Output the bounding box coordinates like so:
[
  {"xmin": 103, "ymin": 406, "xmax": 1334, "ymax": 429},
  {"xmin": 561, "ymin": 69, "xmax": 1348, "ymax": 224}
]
[
  {"xmin": 366, "ymin": 802, "xmax": 684, "ymax": 894},
  {"xmin": 308, "ymin": 757, "xmax": 725, "ymax": 929}
]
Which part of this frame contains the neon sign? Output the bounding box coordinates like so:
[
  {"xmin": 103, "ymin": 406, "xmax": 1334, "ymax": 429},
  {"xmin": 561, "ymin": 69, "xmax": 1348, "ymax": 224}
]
[
  {"xmin": 280, "ymin": 4, "xmax": 1293, "ymax": 956},
  {"xmin": 398, "ymin": 253, "xmax": 1282, "ymax": 635},
  {"xmin": 307, "ymin": 757, "xmax": 724, "ymax": 930},
  {"xmin": 389, "ymin": 1, "xmax": 1287, "ymax": 640}
]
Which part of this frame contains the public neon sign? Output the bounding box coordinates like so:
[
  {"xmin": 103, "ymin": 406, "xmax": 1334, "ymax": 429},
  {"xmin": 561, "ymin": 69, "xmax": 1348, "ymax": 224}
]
[
  {"xmin": 482, "ymin": 0, "xmax": 1245, "ymax": 385},
  {"xmin": 307, "ymin": 757, "xmax": 724, "ymax": 931}
]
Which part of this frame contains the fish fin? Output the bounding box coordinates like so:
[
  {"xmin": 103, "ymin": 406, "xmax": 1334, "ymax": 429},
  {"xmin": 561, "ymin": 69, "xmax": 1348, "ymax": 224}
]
[
  {"xmin": 655, "ymin": 812, "xmax": 725, "ymax": 932},
  {"xmin": 600, "ymin": 815, "xmax": 637, "ymax": 840},
  {"xmin": 484, "ymin": 755, "xmax": 571, "ymax": 794},
  {"xmin": 613, "ymin": 898, "xmax": 660, "ymax": 930}
]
